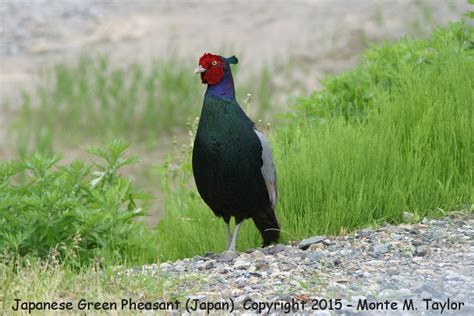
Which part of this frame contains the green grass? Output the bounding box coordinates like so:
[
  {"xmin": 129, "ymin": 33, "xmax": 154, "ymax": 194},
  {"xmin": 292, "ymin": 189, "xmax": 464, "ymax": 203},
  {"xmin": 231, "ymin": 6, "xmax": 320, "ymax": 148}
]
[
  {"xmin": 7, "ymin": 55, "xmax": 293, "ymax": 157},
  {"xmin": 0, "ymin": 22, "xmax": 472, "ymax": 304},
  {"xmin": 0, "ymin": 251, "xmax": 190, "ymax": 313},
  {"xmin": 275, "ymin": 23, "xmax": 473, "ymax": 237},
  {"xmin": 10, "ymin": 56, "xmax": 202, "ymax": 155},
  {"xmin": 276, "ymin": 62, "xmax": 472, "ymax": 236},
  {"xmin": 292, "ymin": 22, "xmax": 473, "ymax": 123},
  {"xmin": 155, "ymin": 22, "xmax": 473, "ymax": 259}
]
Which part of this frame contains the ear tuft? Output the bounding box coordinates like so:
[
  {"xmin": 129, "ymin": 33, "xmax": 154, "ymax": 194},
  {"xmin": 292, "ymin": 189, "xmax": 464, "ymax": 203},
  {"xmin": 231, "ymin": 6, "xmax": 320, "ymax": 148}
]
[{"xmin": 226, "ymin": 56, "xmax": 238, "ymax": 64}]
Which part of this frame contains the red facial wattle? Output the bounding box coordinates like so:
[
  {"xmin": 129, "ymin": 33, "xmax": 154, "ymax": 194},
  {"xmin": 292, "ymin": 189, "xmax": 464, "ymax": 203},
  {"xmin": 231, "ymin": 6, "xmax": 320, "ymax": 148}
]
[{"xmin": 198, "ymin": 53, "xmax": 224, "ymax": 85}]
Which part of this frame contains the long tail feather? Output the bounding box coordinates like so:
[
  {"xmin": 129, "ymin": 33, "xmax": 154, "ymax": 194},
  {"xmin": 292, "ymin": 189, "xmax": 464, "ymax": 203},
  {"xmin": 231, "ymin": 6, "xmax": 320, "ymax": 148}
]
[{"xmin": 252, "ymin": 206, "xmax": 280, "ymax": 246}]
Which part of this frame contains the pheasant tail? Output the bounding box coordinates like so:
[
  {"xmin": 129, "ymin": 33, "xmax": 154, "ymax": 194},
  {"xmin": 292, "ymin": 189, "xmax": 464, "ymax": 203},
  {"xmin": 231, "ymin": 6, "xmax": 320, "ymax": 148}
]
[{"xmin": 252, "ymin": 206, "xmax": 280, "ymax": 246}]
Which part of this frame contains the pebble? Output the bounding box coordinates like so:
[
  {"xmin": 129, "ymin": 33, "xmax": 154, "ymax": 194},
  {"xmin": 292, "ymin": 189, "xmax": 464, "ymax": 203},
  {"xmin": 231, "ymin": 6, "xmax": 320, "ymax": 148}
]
[
  {"xmin": 218, "ymin": 250, "xmax": 238, "ymax": 263},
  {"xmin": 414, "ymin": 245, "xmax": 430, "ymax": 257},
  {"xmin": 233, "ymin": 259, "xmax": 250, "ymax": 270},
  {"xmin": 307, "ymin": 251, "xmax": 323, "ymax": 262},
  {"xmin": 266, "ymin": 243, "xmax": 286, "ymax": 254},
  {"xmin": 370, "ymin": 243, "xmax": 392, "ymax": 257},
  {"xmin": 308, "ymin": 243, "xmax": 325, "ymax": 251},
  {"xmin": 298, "ymin": 236, "xmax": 326, "ymax": 250},
  {"xmin": 135, "ymin": 213, "xmax": 473, "ymax": 313},
  {"xmin": 431, "ymin": 229, "xmax": 445, "ymax": 240},
  {"xmin": 390, "ymin": 233, "xmax": 404, "ymax": 240}
]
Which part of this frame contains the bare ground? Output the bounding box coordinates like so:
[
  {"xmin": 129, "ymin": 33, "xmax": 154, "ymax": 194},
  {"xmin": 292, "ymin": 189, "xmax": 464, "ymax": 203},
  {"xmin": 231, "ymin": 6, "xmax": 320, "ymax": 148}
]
[{"xmin": 0, "ymin": 0, "xmax": 469, "ymax": 106}]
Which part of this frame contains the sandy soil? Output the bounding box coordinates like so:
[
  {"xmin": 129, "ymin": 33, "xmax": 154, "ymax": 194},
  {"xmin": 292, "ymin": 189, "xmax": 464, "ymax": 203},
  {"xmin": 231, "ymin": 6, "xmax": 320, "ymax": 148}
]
[{"xmin": 0, "ymin": 0, "xmax": 470, "ymax": 106}]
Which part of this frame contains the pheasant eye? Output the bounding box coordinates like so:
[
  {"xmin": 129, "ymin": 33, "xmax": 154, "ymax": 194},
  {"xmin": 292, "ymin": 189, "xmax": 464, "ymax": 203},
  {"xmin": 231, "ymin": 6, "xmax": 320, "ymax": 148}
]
[{"xmin": 211, "ymin": 61, "xmax": 218, "ymax": 66}]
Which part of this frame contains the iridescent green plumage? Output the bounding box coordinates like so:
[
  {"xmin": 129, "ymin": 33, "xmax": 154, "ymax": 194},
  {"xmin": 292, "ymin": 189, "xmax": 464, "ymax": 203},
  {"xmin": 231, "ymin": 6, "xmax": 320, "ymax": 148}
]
[{"xmin": 192, "ymin": 54, "xmax": 279, "ymax": 250}]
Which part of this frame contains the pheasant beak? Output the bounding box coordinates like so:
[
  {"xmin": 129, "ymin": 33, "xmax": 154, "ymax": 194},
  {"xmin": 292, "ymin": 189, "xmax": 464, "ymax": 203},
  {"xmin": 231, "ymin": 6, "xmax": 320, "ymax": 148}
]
[{"xmin": 194, "ymin": 65, "xmax": 207, "ymax": 74}]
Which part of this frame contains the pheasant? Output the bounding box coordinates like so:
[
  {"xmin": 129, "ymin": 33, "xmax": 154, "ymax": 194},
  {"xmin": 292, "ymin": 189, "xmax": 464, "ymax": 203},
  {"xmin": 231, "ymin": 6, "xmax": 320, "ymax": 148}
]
[{"xmin": 192, "ymin": 53, "xmax": 279, "ymax": 251}]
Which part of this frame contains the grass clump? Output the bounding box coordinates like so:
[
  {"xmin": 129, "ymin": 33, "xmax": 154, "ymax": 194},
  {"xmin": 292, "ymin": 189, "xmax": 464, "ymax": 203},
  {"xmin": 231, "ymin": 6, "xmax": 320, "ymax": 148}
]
[
  {"xmin": 13, "ymin": 56, "xmax": 201, "ymax": 150},
  {"xmin": 0, "ymin": 249, "xmax": 209, "ymax": 313},
  {"xmin": 0, "ymin": 140, "xmax": 157, "ymax": 265},
  {"xmin": 156, "ymin": 22, "xmax": 473, "ymax": 256},
  {"xmin": 293, "ymin": 22, "xmax": 473, "ymax": 123},
  {"xmin": 0, "ymin": 252, "xmax": 169, "ymax": 313},
  {"xmin": 9, "ymin": 55, "xmax": 287, "ymax": 155},
  {"xmin": 277, "ymin": 21, "xmax": 473, "ymax": 237}
]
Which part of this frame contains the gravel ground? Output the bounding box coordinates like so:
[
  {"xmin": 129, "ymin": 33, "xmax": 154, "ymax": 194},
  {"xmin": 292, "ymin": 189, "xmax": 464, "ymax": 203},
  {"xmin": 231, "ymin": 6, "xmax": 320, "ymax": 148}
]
[{"xmin": 128, "ymin": 212, "xmax": 473, "ymax": 315}]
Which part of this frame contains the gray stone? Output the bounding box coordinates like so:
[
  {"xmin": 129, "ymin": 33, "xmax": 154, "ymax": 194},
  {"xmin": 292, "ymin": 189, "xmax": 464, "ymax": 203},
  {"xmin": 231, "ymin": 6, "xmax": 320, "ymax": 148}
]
[
  {"xmin": 124, "ymin": 213, "xmax": 473, "ymax": 311},
  {"xmin": 431, "ymin": 229, "xmax": 445, "ymax": 240},
  {"xmin": 390, "ymin": 233, "xmax": 404, "ymax": 240},
  {"xmin": 461, "ymin": 303, "xmax": 474, "ymax": 313},
  {"xmin": 414, "ymin": 245, "xmax": 430, "ymax": 257},
  {"xmin": 250, "ymin": 250, "xmax": 265, "ymax": 259},
  {"xmin": 411, "ymin": 239, "xmax": 423, "ymax": 246},
  {"xmin": 218, "ymin": 251, "xmax": 238, "ymax": 263},
  {"xmin": 195, "ymin": 261, "xmax": 214, "ymax": 270},
  {"xmin": 192, "ymin": 255, "xmax": 204, "ymax": 261},
  {"xmin": 370, "ymin": 243, "xmax": 392, "ymax": 257},
  {"xmin": 298, "ymin": 236, "xmax": 326, "ymax": 250},
  {"xmin": 255, "ymin": 259, "xmax": 269, "ymax": 271},
  {"xmin": 278, "ymin": 294, "xmax": 293, "ymax": 302},
  {"xmin": 264, "ymin": 244, "xmax": 286, "ymax": 255},
  {"xmin": 445, "ymin": 271, "xmax": 466, "ymax": 281},
  {"xmin": 234, "ymin": 259, "xmax": 251, "ymax": 270},
  {"xmin": 235, "ymin": 295, "xmax": 250, "ymax": 304},
  {"xmin": 307, "ymin": 251, "xmax": 323, "ymax": 262},
  {"xmin": 160, "ymin": 262, "xmax": 171, "ymax": 270},
  {"xmin": 283, "ymin": 247, "xmax": 300, "ymax": 256},
  {"xmin": 410, "ymin": 228, "xmax": 420, "ymax": 234}
]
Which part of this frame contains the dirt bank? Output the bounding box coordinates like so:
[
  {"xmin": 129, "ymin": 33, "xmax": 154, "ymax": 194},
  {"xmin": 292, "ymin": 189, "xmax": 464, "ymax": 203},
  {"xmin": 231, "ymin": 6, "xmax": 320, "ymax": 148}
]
[{"xmin": 0, "ymin": 0, "xmax": 469, "ymax": 106}]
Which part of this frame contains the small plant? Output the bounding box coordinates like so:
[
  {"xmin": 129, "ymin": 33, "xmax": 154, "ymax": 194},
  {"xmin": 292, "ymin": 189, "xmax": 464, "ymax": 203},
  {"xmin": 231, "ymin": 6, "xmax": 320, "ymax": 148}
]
[{"xmin": 0, "ymin": 140, "xmax": 156, "ymax": 265}]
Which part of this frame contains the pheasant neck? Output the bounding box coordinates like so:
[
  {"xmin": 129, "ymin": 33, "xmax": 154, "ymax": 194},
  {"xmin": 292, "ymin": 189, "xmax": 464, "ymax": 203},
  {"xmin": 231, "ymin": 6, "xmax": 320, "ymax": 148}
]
[{"xmin": 205, "ymin": 64, "xmax": 236, "ymax": 100}]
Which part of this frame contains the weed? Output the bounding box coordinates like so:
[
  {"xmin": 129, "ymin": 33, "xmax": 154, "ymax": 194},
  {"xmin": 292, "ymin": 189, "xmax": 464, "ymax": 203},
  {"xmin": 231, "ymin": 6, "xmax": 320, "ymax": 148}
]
[{"xmin": 0, "ymin": 140, "xmax": 156, "ymax": 265}]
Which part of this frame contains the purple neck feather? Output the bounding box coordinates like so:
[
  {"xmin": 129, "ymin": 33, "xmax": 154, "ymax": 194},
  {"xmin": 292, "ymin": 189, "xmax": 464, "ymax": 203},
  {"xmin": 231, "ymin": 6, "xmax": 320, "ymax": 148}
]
[{"xmin": 205, "ymin": 63, "xmax": 236, "ymax": 100}]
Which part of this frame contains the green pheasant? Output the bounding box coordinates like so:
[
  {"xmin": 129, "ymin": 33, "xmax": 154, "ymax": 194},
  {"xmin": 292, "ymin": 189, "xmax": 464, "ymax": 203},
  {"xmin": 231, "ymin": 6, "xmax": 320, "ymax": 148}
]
[{"xmin": 193, "ymin": 53, "xmax": 279, "ymax": 251}]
